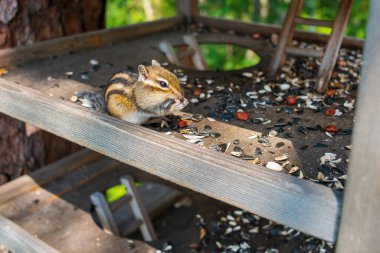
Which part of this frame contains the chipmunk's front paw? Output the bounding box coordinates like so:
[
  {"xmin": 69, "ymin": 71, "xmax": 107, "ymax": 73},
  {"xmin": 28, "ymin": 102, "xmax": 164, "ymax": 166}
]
[{"xmin": 174, "ymin": 98, "xmax": 188, "ymax": 111}]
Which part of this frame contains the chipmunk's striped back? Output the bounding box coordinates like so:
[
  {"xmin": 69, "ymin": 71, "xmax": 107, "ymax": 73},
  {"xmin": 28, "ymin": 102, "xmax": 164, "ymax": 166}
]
[{"xmin": 105, "ymin": 71, "xmax": 138, "ymax": 102}]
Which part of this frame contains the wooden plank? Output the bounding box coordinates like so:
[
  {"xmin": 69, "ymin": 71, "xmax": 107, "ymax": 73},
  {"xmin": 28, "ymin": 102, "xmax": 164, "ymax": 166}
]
[
  {"xmin": 0, "ymin": 149, "xmax": 101, "ymax": 205},
  {"xmin": 91, "ymin": 192, "xmax": 121, "ymax": 236},
  {"xmin": 177, "ymin": 48, "xmax": 195, "ymax": 59},
  {"xmin": 0, "ymin": 154, "xmax": 156, "ymax": 253},
  {"xmin": 0, "ymin": 16, "xmax": 184, "ymax": 67},
  {"xmin": 112, "ymin": 181, "xmax": 182, "ymax": 237},
  {"xmin": 316, "ymin": 0, "xmax": 354, "ymax": 92},
  {"xmin": 285, "ymin": 46, "xmax": 324, "ymax": 58},
  {"xmin": 0, "ymin": 215, "xmax": 60, "ymax": 253},
  {"xmin": 294, "ymin": 17, "xmax": 334, "ymax": 27},
  {"xmin": 268, "ymin": 0, "xmax": 304, "ymax": 78},
  {"xmin": 176, "ymin": 0, "xmax": 199, "ymax": 22},
  {"xmin": 194, "ymin": 15, "xmax": 363, "ymax": 49},
  {"xmin": 336, "ymin": 0, "xmax": 380, "ymax": 251},
  {"xmin": 121, "ymin": 176, "xmax": 157, "ymax": 241},
  {"xmin": 0, "ymin": 78, "xmax": 341, "ymax": 242},
  {"xmin": 183, "ymin": 34, "xmax": 207, "ymax": 70},
  {"xmin": 110, "ymin": 194, "xmax": 133, "ymax": 212},
  {"xmin": 159, "ymin": 41, "xmax": 181, "ymax": 65},
  {"xmin": 121, "ymin": 219, "xmax": 143, "ymax": 237}
]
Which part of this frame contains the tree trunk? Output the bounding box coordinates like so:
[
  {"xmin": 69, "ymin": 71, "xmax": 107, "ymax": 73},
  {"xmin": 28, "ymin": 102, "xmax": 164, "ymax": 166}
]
[
  {"xmin": 0, "ymin": 0, "xmax": 105, "ymax": 47},
  {"xmin": 0, "ymin": 0, "xmax": 105, "ymax": 186}
]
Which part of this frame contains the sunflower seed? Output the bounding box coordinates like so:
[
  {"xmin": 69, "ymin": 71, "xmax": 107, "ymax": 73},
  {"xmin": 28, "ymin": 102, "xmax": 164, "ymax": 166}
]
[
  {"xmin": 266, "ymin": 161, "xmax": 283, "ymax": 171},
  {"xmin": 288, "ymin": 166, "xmax": 299, "ymax": 174},
  {"xmin": 275, "ymin": 155, "xmax": 288, "ymax": 162}
]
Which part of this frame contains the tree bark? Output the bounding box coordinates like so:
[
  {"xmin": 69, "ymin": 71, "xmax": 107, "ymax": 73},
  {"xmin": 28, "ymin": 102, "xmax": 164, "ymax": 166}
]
[
  {"xmin": 0, "ymin": 0, "xmax": 105, "ymax": 48},
  {"xmin": 0, "ymin": 0, "xmax": 105, "ymax": 186}
]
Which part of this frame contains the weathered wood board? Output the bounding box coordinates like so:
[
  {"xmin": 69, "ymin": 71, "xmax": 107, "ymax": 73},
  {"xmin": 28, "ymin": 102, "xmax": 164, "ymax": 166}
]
[
  {"xmin": 0, "ymin": 149, "xmax": 178, "ymax": 253},
  {"xmin": 336, "ymin": 0, "xmax": 380, "ymax": 251},
  {"xmin": 0, "ymin": 77, "xmax": 341, "ymax": 242}
]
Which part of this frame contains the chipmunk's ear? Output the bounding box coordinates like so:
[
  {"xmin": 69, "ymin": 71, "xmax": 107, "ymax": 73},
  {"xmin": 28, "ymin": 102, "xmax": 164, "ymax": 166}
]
[
  {"xmin": 151, "ymin": 59, "xmax": 160, "ymax": 67},
  {"xmin": 138, "ymin": 65, "xmax": 148, "ymax": 79}
]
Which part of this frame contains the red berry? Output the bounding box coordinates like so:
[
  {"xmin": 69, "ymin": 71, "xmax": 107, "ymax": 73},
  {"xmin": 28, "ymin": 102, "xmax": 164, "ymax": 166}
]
[
  {"xmin": 325, "ymin": 89, "xmax": 336, "ymax": 97},
  {"xmin": 177, "ymin": 120, "xmax": 188, "ymax": 128},
  {"xmin": 193, "ymin": 88, "xmax": 202, "ymax": 96},
  {"xmin": 325, "ymin": 125, "xmax": 337, "ymax": 133},
  {"xmin": 325, "ymin": 108, "xmax": 336, "ymax": 116},
  {"xmin": 235, "ymin": 111, "xmax": 249, "ymax": 121},
  {"xmin": 286, "ymin": 95, "xmax": 296, "ymax": 105}
]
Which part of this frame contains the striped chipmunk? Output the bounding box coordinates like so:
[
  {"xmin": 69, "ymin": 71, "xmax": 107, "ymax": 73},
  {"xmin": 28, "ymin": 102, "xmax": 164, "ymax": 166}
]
[{"xmin": 105, "ymin": 60, "xmax": 188, "ymax": 125}]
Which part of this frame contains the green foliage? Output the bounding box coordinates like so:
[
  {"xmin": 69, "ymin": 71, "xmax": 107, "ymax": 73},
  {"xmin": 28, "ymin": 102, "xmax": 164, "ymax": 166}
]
[
  {"xmin": 105, "ymin": 0, "xmax": 368, "ymax": 70},
  {"xmin": 106, "ymin": 0, "xmax": 368, "ymax": 38},
  {"xmin": 200, "ymin": 44, "xmax": 260, "ymax": 70},
  {"xmin": 198, "ymin": 0, "xmax": 255, "ymax": 22},
  {"xmin": 106, "ymin": 0, "xmax": 176, "ymax": 28},
  {"xmin": 197, "ymin": 0, "xmax": 368, "ymax": 39}
]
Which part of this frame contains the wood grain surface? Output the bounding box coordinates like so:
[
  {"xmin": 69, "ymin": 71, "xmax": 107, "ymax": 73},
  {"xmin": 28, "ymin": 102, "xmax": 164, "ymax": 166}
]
[
  {"xmin": 0, "ymin": 16, "xmax": 183, "ymax": 67},
  {"xmin": 0, "ymin": 78, "xmax": 342, "ymax": 242},
  {"xmin": 0, "ymin": 151, "xmax": 158, "ymax": 253},
  {"xmin": 336, "ymin": 0, "xmax": 380, "ymax": 251}
]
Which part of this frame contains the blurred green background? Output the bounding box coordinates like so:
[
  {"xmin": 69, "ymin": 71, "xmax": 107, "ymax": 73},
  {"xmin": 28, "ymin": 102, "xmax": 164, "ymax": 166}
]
[{"xmin": 106, "ymin": 0, "xmax": 368, "ymax": 70}]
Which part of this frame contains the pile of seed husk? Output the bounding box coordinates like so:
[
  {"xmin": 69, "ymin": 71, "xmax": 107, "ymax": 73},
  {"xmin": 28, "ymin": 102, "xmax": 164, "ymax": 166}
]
[
  {"xmin": 70, "ymin": 34, "xmax": 359, "ymax": 194},
  {"xmin": 155, "ymin": 208, "xmax": 334, "ymax": 253},
  {"xmin": 190, "ymin": 211, "xmax": 333, "ymax": 253},
  {"xmin": 160, "ymin": 34, "xmax": 361, "ymax": 192}
]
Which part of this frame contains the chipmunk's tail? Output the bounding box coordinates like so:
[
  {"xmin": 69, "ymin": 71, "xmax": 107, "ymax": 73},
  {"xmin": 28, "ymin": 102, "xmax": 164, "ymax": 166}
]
[{"xmin": 75, "ymin": 90, "xmax": 107, "ymax": 113}]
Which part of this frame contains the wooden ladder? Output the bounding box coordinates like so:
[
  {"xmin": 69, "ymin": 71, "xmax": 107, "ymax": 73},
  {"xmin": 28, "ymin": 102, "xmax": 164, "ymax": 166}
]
[
  {"xmin": 90, "ymin": 175, "xmax": 157, "ymax": 241},
  {"xmin": 159, "ymin": 34, "xmax": 207, "ymax": 70},
  {"xmin": 268, "ymin": 0, "xmax": 353, "ymax": 92}
]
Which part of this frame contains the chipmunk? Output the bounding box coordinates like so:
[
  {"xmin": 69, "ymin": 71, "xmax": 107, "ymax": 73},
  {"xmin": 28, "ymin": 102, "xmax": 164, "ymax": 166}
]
[{"xmin": 105, "ymin": 60, "xmax": 188, "ymax": 125}]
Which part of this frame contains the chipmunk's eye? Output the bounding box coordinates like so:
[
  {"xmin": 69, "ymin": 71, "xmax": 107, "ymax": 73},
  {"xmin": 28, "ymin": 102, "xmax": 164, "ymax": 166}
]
[{"xmin": 159, "ymin": 81, "xmax": 168, "ymax": 88}]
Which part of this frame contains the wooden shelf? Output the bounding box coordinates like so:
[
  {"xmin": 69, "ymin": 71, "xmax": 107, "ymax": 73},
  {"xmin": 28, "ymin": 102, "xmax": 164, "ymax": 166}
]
[
  {"xmin": 0, "ymin": 150, "xmax": 158, "ymax": 252},
  {"xmin": 0, "ymin": 16, "xmax": 352, "ymax": 242}
]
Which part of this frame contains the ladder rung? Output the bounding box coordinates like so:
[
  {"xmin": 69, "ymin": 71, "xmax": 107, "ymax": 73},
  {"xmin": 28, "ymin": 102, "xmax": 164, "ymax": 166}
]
[
  {"xmin": 294, "ymin": 17, "xmax": 334, "ymax": 28},
  {"xmin": 285, "ymin": 46, "xmax": 324, "ymax": 58},
  {"xmin": 109, "ymin": 194, "xmax": 133, "ymax": 212},
  {"xmin": 121, "ymin": 219, "xmax": 143, "ymax": 237},
  {"xmin": 177, "ymin": 48, "xmax": 195, "ymax": 59}
]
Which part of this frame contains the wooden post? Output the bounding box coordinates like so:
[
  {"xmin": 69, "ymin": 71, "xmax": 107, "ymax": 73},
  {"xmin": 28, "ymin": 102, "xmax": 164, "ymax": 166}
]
[
  {"xmin": 121, "ymin": 176, "xmax": 157, "ymax": 241},
  {"xmin": 176, "ymin": 0, "xmax": 199, "ymax": 23},
  {"xmin": 183, "ymin": 34, "xmax": 207, "ymax": 70},
  {"xmin": 268, "ymin": 0, "xmax": 304, "ymax": 79},
  {"xmin": 90, "ymin": 192, "xmax": 121, "ymax": 236},
  {"xmin": 336, "ymin": 1, "xmax": 380, "ymax": 252},
  {"xmin": 316, "ymin": 0, "xmax": 353, "ymax": 92}
]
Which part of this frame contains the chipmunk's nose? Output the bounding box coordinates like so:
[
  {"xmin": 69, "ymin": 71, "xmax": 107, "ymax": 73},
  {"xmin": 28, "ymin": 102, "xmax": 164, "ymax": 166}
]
[{"xmin": 177, "ymin": 91, "xmax": 185, "ymax": 100}]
